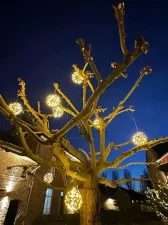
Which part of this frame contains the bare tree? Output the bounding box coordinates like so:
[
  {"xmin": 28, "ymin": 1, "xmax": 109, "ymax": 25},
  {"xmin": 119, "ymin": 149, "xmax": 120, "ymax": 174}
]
[
  {"xmin": 0, "ymin": 2, "xmax": 167, "ymax": 225},
  {"xmin": 123, "ymin": 169, "xmax": 136, "ymax": 190},
  {"xmin": 140, "ymin": 169, "xmax": 152, "ymax": 193},
  {"xmin": 111, "ymin": 170, "xmax": 120, "ymax": 182}
]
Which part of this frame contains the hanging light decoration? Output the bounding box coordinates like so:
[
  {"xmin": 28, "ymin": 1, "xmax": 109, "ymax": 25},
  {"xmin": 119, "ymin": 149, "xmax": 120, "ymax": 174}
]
[
  {"xmin": 93, "ymin": 118, "xmax": 100, "ymax": 129},
  {"xmin": 52, "ymin": 106, "xmax": 64, "ymax": 118},
  {"xmin": 65, "ymin": 187, "xmax": 82, "ymax": 213},
  {"xmin": 9, "ymin": 102, "xmax": 23, "ymax": 115},
  {"xmin": 72, "ymin": 71, "xmax": 84, "ymax": 84},
  {"xmin": 132, "ymin": 131, "xmax": 148, "ymax": 145},
  {"xmin": 46, "ymin": 94, "xmax": 61, "ymax": 108},
  {"xmin": 43, "ymin": 172, "xmax": 53, "ymax": 184}
]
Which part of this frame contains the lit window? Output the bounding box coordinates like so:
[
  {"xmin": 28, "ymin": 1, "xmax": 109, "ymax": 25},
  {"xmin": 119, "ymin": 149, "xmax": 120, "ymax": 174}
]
[
  {"xmin": 61, "ymin": 192, "xmax": 64, "ymax": 197},
  {"xmin": 43, "ymin": 188, "xmax": 53, "ymax": 215}
]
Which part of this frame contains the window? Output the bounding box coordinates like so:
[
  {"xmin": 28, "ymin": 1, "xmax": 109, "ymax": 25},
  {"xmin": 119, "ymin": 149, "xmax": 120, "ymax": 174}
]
[
  {"xmin": 61, "ymin": 191, "xmax": 64, "ymax": 197},
  {"xmin": 51, "ymin": 156, "xmax": 56, "ymax": 175},
  {"xmin": 43, "ymin": 189, "xmax": 53, "ymax": 215}
]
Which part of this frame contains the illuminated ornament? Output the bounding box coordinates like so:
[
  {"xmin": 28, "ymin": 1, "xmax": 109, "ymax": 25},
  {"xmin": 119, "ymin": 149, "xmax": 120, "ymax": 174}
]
[
  {"xmin": 132, "ymin": 131, "xmax": 148, "ymax": 145},
  {"xmin": 43, "ymin": 173, "xmax": 53, "ymax": 184},
  {"xmin": 72, "ymin": 71, "xmax": 84, "ymax": 84},
  {"xmin": 46, "ymin": 94, "xmax": 60, "ymax": 108},
  {"xmin": 9, "ymin": 102, "xmax": 23, "ymax": 115},
  {"xmin": 52, "ymin": 106, "xmax": 64, "ymax": 118},
  {"xmin": 93, "ymin": 118, "xmax": 100, "ymax": 129},
  {"xmin": 65, "ymin": 187, "xmax": 82, "ymax": 213}
]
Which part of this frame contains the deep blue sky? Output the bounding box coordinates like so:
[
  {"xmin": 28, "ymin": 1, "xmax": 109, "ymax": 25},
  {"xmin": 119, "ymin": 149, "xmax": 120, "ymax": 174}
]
[{"xmin": 0, "ymin": 0, "xmax": 168, "ymax": 181}]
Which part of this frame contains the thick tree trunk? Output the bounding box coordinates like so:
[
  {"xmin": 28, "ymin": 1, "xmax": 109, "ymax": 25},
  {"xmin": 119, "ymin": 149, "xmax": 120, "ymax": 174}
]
[{"xmin": 80, "ymin": 187, "xmax": 101, "ymax": 225}]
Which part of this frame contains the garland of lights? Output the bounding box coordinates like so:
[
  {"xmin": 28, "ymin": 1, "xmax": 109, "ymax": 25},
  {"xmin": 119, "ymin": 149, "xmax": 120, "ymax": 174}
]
[{"xmin": 65, "ymin": 187, "xmax": 82, "ymax": 213}]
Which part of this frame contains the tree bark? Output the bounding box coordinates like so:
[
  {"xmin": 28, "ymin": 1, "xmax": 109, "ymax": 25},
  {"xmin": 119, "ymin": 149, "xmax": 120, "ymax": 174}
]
[{"xmin": 80, "ymin": 187, "xmax": 101, "ymax": 225}]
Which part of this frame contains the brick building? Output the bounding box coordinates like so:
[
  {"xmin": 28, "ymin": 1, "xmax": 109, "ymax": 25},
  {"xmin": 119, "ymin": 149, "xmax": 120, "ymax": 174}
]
[{"xmin": 0, "ymin": 130, "xmax": 65, "ymax": 225}]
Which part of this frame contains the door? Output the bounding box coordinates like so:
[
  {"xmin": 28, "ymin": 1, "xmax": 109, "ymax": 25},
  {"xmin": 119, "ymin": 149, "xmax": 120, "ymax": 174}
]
[{"xmin": 4, "ymin": 200, "xmax": 19, "ymax": 225}]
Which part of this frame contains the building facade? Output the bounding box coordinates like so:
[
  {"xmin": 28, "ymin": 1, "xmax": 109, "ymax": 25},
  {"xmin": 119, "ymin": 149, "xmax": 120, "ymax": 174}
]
[
  {"xmin": 0, "ymin": 130, "xmax": 65, "ymax": 225},
  {"xmin": 146, "ymin": 142, "xmax": 168, "ymax": 188}
]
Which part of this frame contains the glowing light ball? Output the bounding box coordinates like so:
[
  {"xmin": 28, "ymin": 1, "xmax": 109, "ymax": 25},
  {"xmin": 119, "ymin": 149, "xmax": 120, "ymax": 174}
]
[
  {"xmin": 132, "ymin": 131, "xmax": 148, "ymax": 145},
  {"xmin": 65, "ymin": 187, "xmax": 82, "ymax": 213},
  {"xmin": 9, "ymin": 102, "xmax": 23, "ymax": 115},
  {"xmin": 46, "ymin": 94, "xmax": 60, "ymax": 108},
  {"xmin": 93, "ymin": 118, "xmax": 100, "ymax": 129},
  {"xmin": 43, "ymin": 173, "xmax": 53, "ymax": 184},
  {"xmin": 52, "ymin": 106, "xmax": 64, "ymax": 118},
  {"xmin": 72, "ymin": 72, "xmax": 84, "ymax": 84}
]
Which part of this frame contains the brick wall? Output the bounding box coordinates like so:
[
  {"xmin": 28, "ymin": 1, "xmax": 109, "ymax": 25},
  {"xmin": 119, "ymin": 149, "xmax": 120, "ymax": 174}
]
[{"xmin": 0, "ymin": 143, "xmax": 65, "ymax": 225}]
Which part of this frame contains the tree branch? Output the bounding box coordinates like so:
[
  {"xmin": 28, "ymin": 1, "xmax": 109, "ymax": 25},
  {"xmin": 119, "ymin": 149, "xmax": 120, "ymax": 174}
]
[
  {"xmin": 16, "ymin": 126, "xmax": 63, "ymax": 171},
  {"xmin": 77, "ymin": 39, "xmax": 102, "ymax": 84},
  {"xmin": 116, "ymin": 161, "xmax": 156, "ymax": 169},
  {"xmin": 83, "ymin": 81, "xmax": 87, "ymax": 108},
  {"xmin": 113, "ymin": 2, "xmax": 129, "ymax": 56},
  {"xmin": 18, "ymin": 78, "xmax": 49, "ymax": 134},
  {"xmin": 53, "ymin": 46, "xmax": 147, "ymax": 141},
  {"xmin": 52, "ymin": 143, "xmax": 91, "ymax": 182},
  {"xmin": 105, "ymin": 66, "xmax": 152, "ymax": 127},
  {"xmin": 99, "ymin": 177, "xmax": 151, "ymax": 188},
  {"xmin": 88, "ymin": 127, "xmax": 97, "ymax": 170},
  {"xmin": 79, "ymin": 148, "xmax": 90, "ymax": 161},
  {"xmin": 100, "ymin": 118, "xmax": 105, "ymax": 161},
  {"xmin": 27, "ymin": 171, "xmax": 63, "ymax": 191},
  {"xmin": 106, "ymin": 136, "xmax": 168, "ymax": 170},
  {"xmin": 54, "ymin": 83, "xmax": 79, "ymax": 114},
  {"xmin": 0, "ymin": 106, "xmax": 49, "ymax": 145},
  {"xmin": 61, "ymin": 137, "xmax": 89, "ymax": 166},
  {"xmin": 0, "ymin": 140, "xmax": 24, "ymax": 155},
  {"xmin": 105, "ymin": 140, "xmax": 132, "ymax": 159}
]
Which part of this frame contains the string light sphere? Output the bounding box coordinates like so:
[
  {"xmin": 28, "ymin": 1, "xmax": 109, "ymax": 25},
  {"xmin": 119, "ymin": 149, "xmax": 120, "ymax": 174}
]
[
  {"xmin": 65, "ymin": 187, "xmax": 82, "ymax": 213},
  {"xmin": 43, "ymin": 173, "xmax": 53, "ymax": 184},
  {"xmin": 52, "ymin": 106, "xmax": 64, "ymax": 118},
  {"xmin": 72, "ymin": 71, "xmax": 84, "ymax": 84},
  {"xmin": 132, "ymin": 131, "xmax": 148, "ymax": 145},
  {"xmin": 46, "ymin": 94, "xmax": 61, "ymax": 108},
  {"xmin": 93, "ymin": 118, "xmax": 100, "ymax": 129},
  {"xmin": 9, "ymin": 102, "xmax": 23, "ymax": 115}
]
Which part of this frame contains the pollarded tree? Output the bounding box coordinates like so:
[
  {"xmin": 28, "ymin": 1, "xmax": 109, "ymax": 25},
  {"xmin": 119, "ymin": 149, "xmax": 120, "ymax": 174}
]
[{"xmin": 0, "ymin": 2, "xmax": 168, "ymax": 225}]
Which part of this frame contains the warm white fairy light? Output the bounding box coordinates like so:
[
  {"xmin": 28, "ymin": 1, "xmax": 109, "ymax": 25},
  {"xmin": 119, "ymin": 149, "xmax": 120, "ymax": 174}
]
[
  {"xmin": 132, "ymin": 131, "xmax": 148, "ymax": 145},
  {"xmin": 65, "ymin": 187, "xmax": 82, "ymax": 213},
  {"xmin": 52, "ymin": 106, "xmax": 64, "ymax": 118},
  {"xmin": 43, "ymin": 172, "xmax": 53, "ymax": 184},
  {"xmin": 145, "ymin": 182, "xmax": 168, "ymax": 222},
  {"xmin": 46, "ymin": 94, "xmax": 61, "ymax": 108},
  {"xmin": 9, "ymin": 102, "xmax": 23, "ymax": 115},
  {"xmin": 0, "ymin": 196, "xmax": 9, "ymax": 224},
  {"xmin": 93, "ymin": 118, "xmax": 100, "ymax": 129},
  {"xmin": 72, "ymin": 71, "xmax": 84, "ymax": 84}
]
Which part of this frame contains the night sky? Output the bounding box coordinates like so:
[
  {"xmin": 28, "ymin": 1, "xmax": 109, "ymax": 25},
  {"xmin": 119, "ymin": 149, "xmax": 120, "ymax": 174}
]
[{"xmin": 0, "ymin": 0, "xmax": 168, "ymax": 181}]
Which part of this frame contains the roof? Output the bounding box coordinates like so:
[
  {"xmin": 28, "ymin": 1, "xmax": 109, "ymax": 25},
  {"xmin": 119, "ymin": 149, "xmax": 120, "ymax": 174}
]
[
  {"xmin": 98, "ymin": 184, "xmax": 145, "ymax": 200},
  {"xmin": 152, "ymin": 142, "xmax": 168, "ymax": 159},
  {"xmin": 0, "ymin": 129, "xmax": 20, "ymax": 146},
  {"xmin": 158, "ymin": 163, "xmax": 168, "ymax": 172}
]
